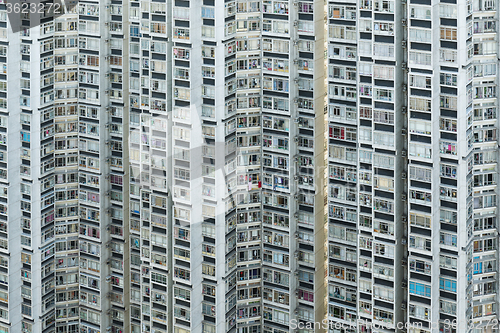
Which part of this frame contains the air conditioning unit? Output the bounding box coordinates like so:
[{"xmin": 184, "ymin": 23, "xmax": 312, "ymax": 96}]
[
  {"xmin": 402, "ymin": 172, "xmax": 407, "ymax": 179},
  {"xmin": 402, "ymin": 19, "xmax": 407, "ymax": 26},
  {"xmin": 401, "ymin": 238, "xmax": 407, "ymax": 245},
  {"xmin": 401, "ymin": 128, "xmax": 407, "ymax": 135},
  {"xmin": 401, "ymin": 259, "xmax": 407, "ymax": 266},
  {"xmin": 293, "ymin": 21, "xmax": 299, "ymax": 27},
  {"xmin": 402, "ymin": 216, "xmax": 408, "ymax": 223},
  {"xmin": 294, "ymin": 136, "xmax": 300, "ymax": 143},
  {"xmin": 106, "ymin": 276, "xmax": 112, "ymax": 283},
  {"xmin": 294, "ymin": 212, "xmax": 299, "ymax": 218},
  {"xmin": 402, "ymin": 193, "xmax": 407, "ymax": 201},
  {"xmin": 401, "ymin": 149, "xmax": 407, "ymax": 157},
  {"xmin": 402, "ymin": 40, "xmax": 407, "ymax": 48},
  {"xmin": 402, "ymin": 106, "xmax": 407, "ymax": 113}
]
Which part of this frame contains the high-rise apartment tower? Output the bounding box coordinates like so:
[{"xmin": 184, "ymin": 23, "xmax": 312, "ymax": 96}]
[{"xmin": 0, "ymin": 0, "xmax": 498, "ymax": 333}]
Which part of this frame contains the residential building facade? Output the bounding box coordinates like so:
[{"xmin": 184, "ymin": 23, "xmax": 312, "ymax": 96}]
[{"xmin": 0, "ymin": 0, "xmax": 498, "ymax": 333}]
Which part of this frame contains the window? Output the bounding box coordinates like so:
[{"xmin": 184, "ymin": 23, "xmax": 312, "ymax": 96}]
[
  {"xmin": 409, "ymin": 51, "xmax": 431, "ymax": 66},
  {"xmin": 152, "ymin": 272, "xmax": 168, "ymax": 285},
  {"xmin": 373, "ymin": 88, "xmax": 394, "ymax": 101},
  {"xmin": 374, "ymin": 0, "xmax": 394, "ymax": 12},
  {"xmin": 374, "ymin": 43, "xmax": 394, "ymax": 57},
  {"xmin": 473, "ymin": 238, "xmax": 496, "ymax": 252},
  {"xmin": 410, "ymin": 74, "xmax": 432, "ymax": 89},
  {"xmin": 440, "ymin": 27, "xmax": 457, "ymax": 40},
  {"xmin": 411, "ymin": 5, "xmax": 431, "ymax": 19},
  {"xmin": 440, "ymin": 255, "xmax": 457, "ymax": 270},
  {"xmin": 374, "ymin": 243, "xmax": 394, "ymax": 258},
  {"xmin": 440, "ymin": 48, "xmax": 457, "ymax": 63},
  {"xmin": 439, "ymin": 278, "xmax": 457, "ymax": 292},
  {"xmin": 410, "ymin": 235, "xmax": 431, "ymax": 251},
  {"xmin": 410, "ymin": 189, "xmax": 431, "ymax": 204},
  {"xmin": 298, "ymin": 2, "xmax": 313, "ymax": 12},
  {"xmin": 410, "ymin": 213, "xmax": 431, "ymax": 228},
  {"xmin": 374, "ymin": 176, "xmax": 394, "ymax": 191},
  {"xmin": 439, "ymin": 4, "xmax": 457, "ymax": 18},
  {"xmin": 440, "ymin": 186, "xmax": 457, "ymax": 201},
  {"xmin": 440, "ymin": 299, "xmax": 457, "ymax": 315},
  {"xmin": 373, "ymin": 66, "xmax": 394, "ymax": 80},
  {"xmin": 329, "ymin": 25, "xmax": 356, "ymax": 40},
  {"xmin": 173, "ymin": 27, "xmax": 190, "ymax": 40},
  {"xmin": 440, "ymin": 141, "xmax": 457, "ymax": 155},
  {"xmin": 440, "ymin": 73, "xmax": 458, "ymax": 86},
  {"xmin": 202, "ymin": 264, "xmax": 216, "ymax": 276},
  {"xmin": 409, "ymin": 304, "xmax": 430, "ymax": 321},
  {"xmin": 22, "ymin": 304, "xmax": 31, "ymax": 317},
  {"xmin": 409, "ymin": 28, "xmax": 431, "ymax": 42},
  {"xmin": 410, "ymin": 258, "xmax": 431, "ymax": 274},
  {"xmin": 410, "ymin": 120, "xmax": 431, "ymax": 135},
  {"xmin": 409, "ymin": 166, "xmax": 432, "ymax": 182},
  {"xmin": 409, "ymin": 282, "xmax": 431, "ymax": 297},
  {"xmin": 359, "ymin": 19, "xmax": 372, "ymax": 32},
  {"xmin": 373, "ymin": 132, "xmax": 394, "ymax": 147},
  {"xmin": 409, "ymin": 143, "xmax": 432, "ymax": 159},
  {"xmin": 440, "ymin": 232, "xmax": 457, "ymax": 247},
  {"xmin": 410, "ymin": 97, "xmax": 431, "ymax": 112},
  {"xmin": 174, "ymin": 6, "xmax": 190, "ymax": 18},
  {"xmin": 329, "ymin": 125, "xmax": 357, "ymax": 141}
]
